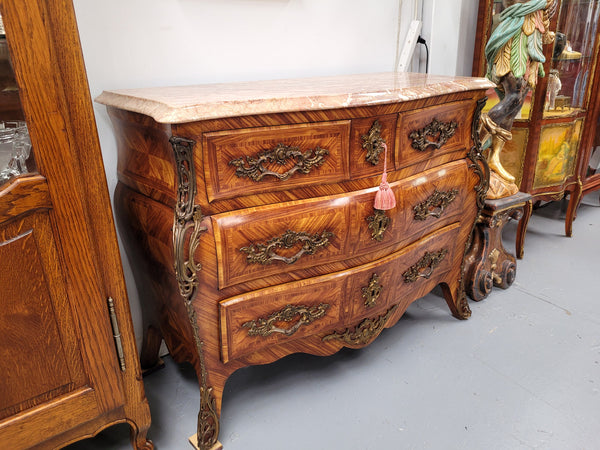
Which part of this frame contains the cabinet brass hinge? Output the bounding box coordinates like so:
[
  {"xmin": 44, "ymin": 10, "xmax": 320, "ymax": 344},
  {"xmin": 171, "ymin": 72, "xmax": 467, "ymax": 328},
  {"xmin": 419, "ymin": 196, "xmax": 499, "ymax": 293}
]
[{"xmin": 107, "ymin": 297, "xmax": 126, "ymax": 372}]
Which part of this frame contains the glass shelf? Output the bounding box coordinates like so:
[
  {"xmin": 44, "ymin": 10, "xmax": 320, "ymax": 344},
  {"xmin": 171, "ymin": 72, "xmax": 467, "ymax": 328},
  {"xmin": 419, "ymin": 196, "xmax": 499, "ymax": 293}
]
[
  {"xmin": 543, "ymin": 0, "xmax": 600, "ymax": 116},
  {"xmin": 0, "ymin": 33, "xmax": 35, "ymax": 187}
]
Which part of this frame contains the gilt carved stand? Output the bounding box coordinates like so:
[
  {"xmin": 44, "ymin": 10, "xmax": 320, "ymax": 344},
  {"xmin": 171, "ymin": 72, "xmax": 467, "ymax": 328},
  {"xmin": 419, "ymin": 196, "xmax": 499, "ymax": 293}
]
[{"xmin": 464, "ymin": 191, "xmax": 531, "ymax": 301}]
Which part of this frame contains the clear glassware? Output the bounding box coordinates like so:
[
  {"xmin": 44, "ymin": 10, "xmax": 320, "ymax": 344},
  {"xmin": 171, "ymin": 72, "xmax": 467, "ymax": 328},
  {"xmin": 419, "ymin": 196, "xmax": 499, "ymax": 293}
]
[
  {"xmin": 544, "ymin": 0, "xmax": 600, "ymax": 117},
  {"xmin": 0, "ymin": 120, "xmax": 31, "ymax": 184}
]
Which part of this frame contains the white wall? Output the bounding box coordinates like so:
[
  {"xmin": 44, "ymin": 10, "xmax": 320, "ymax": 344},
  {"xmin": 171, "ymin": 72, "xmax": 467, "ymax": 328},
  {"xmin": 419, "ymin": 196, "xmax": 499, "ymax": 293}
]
[
  {"xmin": 420, "ymin": 0, "xmax": 480, "ymax": 76},
  {"xmin": 72, "ymin": 0, "xmax": 478, "ymax": 349}
]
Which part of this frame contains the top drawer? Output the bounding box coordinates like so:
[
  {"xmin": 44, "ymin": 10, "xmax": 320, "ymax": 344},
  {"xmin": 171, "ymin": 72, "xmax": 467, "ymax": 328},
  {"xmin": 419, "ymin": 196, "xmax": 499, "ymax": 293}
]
[
  {"xmin": 396, "ymin": 100, "xmax": 471, "ymax": 169},
  {"xmin": 202, "ymin": 121, "xmax": 351, "ymax": 202}
]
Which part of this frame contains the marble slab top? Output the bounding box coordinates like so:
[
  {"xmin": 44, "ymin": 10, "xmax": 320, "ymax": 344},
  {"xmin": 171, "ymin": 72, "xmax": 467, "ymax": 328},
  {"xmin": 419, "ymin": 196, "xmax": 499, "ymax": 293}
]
[{"xmin": 96, "ymin": 72, "xmax": 494, "ymax": 124}]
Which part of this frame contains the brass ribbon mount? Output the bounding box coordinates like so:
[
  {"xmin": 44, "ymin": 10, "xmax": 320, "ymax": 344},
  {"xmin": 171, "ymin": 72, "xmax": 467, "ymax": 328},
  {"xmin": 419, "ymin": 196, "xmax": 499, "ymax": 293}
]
[
  {"xmin": 240, "ymin": 229, "xmax": 334, "ymax": 265},
  {"xmin": 409, "ymin": 118, "xmax": 458, "ymax": 151},
  {"xmin": 322, "ymin": 304, "xmax": 398, "ymax": 346},
  {"xmin": 243, "ymin": 303, "xmax": 330, "ymax": 337},
  {"xmin": 229, "ymin": 143, "xmax": 329, "ymax": 182}
]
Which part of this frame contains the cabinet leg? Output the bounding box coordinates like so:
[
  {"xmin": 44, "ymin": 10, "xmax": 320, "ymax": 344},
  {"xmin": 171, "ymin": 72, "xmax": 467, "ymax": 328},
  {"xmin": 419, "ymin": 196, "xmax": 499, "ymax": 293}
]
[
  {"xmin": 140, "ymin": 325, "xmax": 164, "ymax": 373},
  {"xmin": 516, "ymin": 199, "xmax": 532, "ymax": 260},
  {"xmin": 440, "ymin": 280, "xmax": 471, "ymax": 320},
  {"xmin": 188, "ymin": 362, "xmax": 225, "ymax": 450},
  {"xmin": 129, "ymin": 423, "xmax": 154, "ymax": 450},
  {"xmin": 565, "ymin": 183, "xmax": 582, "ymax": 237}
]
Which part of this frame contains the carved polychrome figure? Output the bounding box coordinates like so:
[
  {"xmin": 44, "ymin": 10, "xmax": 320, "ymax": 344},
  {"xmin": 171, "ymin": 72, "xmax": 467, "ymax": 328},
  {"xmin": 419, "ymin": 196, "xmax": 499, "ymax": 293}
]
[{"xmin": 480, "ymin": 0, "xmax": 557, "ymax": 198}]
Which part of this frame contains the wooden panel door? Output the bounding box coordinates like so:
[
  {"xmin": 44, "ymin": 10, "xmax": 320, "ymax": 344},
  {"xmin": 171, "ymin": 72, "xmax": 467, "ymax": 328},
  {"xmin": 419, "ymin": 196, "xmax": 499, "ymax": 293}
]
[{"xmin": 0, "ymin": 192, "xmax": 109, "ymax": 445}]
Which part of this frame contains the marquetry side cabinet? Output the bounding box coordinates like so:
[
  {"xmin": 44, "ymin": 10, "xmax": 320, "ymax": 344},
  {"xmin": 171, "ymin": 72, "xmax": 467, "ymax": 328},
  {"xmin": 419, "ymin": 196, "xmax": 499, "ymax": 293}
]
[
  {"xmin": 473, "ymin": 0, "xmax": 600, "ymax": 246},
  {"xmin": 97, "ymin": 72, "xmax": 492, "ymax": 449},
  {"xmin": 0, "ymin": 1, "xmax": 152, "ymax": 448}
]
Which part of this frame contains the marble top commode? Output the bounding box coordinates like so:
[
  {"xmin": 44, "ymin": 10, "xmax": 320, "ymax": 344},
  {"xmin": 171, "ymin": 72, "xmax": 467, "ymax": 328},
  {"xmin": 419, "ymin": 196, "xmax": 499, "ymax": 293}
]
[{"xmin": 96, "ymin": 72, "xmax": 494, "ymax": 124}]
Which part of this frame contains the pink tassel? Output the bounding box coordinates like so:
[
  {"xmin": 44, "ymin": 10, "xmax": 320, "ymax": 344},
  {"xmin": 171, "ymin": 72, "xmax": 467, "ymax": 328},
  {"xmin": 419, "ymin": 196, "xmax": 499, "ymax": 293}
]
[{"xmin": 374, "ymin": 143, "xmax": 396, "ymax": 210}]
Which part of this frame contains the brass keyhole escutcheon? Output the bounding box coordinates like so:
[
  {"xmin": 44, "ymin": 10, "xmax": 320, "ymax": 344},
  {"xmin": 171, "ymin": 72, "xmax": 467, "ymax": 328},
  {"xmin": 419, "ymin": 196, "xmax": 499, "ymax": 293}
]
[
  {"xmin": 362, "ymin": 273, "xmax": 383, "ymax": 308},
  {"xmin": 366, "ymin": 209, "xmax": 391, "ymax": 242}
]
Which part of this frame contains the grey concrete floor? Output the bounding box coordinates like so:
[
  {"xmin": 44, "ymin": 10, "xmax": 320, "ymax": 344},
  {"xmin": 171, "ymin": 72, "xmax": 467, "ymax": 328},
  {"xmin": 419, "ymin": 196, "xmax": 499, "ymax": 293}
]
[{"xmin": 67, "ymin": 195, "xmax": 600, "ymax": 450}]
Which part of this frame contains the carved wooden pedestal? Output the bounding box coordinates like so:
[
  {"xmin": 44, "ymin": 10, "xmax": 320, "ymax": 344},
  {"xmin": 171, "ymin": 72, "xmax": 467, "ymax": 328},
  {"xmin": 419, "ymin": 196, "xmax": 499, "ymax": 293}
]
[{"xmin": 464, "ymin": 192, "xmax": 531, "ymax": 301}]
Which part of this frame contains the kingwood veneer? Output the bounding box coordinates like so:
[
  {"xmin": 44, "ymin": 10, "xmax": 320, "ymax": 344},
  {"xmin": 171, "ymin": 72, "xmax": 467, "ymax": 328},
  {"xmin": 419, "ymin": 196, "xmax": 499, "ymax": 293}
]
[{"xmin": 97, "ymin": 72, "xmax": 493, "ymax": 449}]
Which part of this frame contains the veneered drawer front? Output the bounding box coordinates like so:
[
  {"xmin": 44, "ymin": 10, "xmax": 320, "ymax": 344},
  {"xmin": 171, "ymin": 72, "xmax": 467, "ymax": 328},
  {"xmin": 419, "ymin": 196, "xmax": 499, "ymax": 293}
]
[
  {"xmin": 353, "ymin": 160, "xmax": 467, "ymax": 253},
  {"xmin": 213, "ymin": 196, "xmax": 352, "ymax": 289},
  {"xmin": 349, "ymin": 114, "xmax": 397, "ymax": 179},
  {"xmin": 202, "ymin": 121, "xmax": 351, "ymax": 202},
  {"xmin": 219, "ymin": 277, "xmax": 346, "ymax": 363},
  {"xmin": 219, "ymin": 223, "xmax": 460, "ymax": 363},
  {"xmin": 396, "ymin": 100, "xmax": 471, "ymax": 169},
  {"xmin": 347, "ymin": 222, "xmax": 459, "ymax": 319},
  {"xmin": 214, "ymin": 161, "xmax": 467, "ymax": 289},
  {"xmin": 401, "ymin": 159, "xmax": 467, "ymax": 237}
]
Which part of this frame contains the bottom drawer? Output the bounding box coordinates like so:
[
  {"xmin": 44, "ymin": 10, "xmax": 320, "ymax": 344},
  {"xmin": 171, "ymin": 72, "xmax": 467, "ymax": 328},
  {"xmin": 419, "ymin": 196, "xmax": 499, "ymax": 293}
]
[{"xmin": 219, "ymin": 222, "xmax": 460, "ymax": 363}]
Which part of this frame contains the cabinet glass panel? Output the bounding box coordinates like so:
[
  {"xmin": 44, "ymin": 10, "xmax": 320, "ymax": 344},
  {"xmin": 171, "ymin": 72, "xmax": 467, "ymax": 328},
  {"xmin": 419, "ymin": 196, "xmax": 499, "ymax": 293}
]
[
  {"xmin": 544, "ymin": 0, "xmax": 600, "ymax": 117},
  {"xmin": 499, "ymin": 126, "xmax": 529, "ymax": 187},
  {"xmin": 587, "ymin": 115, "xmax": 600, "ymax": 177},
  {"xmin": 533, "ymin": 119, "xmax": 582, "ymax": 188},
  {"xmin": 0, "ymin": 16, "xmax": 35, "ymax": 187}
]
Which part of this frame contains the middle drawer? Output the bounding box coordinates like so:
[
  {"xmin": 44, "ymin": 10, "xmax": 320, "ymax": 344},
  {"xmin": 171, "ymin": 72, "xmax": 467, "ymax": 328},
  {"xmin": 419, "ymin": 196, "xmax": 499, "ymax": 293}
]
[{"xmin": 212, "ymin": 160, "xmax": 468, "ymax": 289}]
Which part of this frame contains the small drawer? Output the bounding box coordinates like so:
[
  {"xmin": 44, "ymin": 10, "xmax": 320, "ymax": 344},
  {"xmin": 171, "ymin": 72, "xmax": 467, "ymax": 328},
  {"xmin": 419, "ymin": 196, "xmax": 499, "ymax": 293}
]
[
  {"xmin": 348, "ymin": 222, "xmax": 459, "ymax": 318},
  {"xmin": 202, "ymin": 121, "xmax": 351, "ymax": 202},
  {"xmin": 353, "ymin": 160, "xmax": 467, "ymax": 252},
  {"xmin": 401, "ymin": 159, "xmax": 467, "ymax": 237},
  {"xmin": 349, "ymin": 114, "xmax": 397, "ymax": 179},
  {"xmin": 212, "ymin": 195, "xmax": 352, "ymax": 289},
  {"xmin": 396, "ymin": 100, "xmax": 471, "ymax": 169}
]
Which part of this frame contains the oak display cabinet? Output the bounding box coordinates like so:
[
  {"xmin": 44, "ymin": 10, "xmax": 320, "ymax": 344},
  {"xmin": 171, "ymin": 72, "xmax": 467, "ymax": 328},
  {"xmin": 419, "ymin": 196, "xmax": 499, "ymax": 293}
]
[
  {"xmin": 0, "ymin": 0, "xmax": 152, "ymax": 448},
  {"xmin": 473, "ymin": 0, "xmax": 600, "ymax": 249}
]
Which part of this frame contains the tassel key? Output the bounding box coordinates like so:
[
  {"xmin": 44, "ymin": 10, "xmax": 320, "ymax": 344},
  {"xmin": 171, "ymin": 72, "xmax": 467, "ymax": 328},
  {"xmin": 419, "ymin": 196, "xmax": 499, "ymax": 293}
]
[{"xmin": 373, "ymin": 143, "xmax": 396, "ymax": 211}]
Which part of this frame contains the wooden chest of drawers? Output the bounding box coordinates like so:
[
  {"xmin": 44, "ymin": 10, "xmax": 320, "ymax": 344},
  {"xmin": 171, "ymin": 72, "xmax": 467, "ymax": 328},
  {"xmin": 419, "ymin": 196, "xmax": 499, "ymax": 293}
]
[{"xmin": 97, "ymin": 72, "xmax": 493, "ymax": 449}]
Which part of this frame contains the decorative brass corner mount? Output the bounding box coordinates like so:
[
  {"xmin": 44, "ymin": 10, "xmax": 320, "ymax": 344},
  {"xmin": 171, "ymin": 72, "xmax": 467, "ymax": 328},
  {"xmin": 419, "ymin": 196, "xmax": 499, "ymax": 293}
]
[
  {"xmin": 170, "ymin": 136, "xmax": 218, "ymax": 450},
  {"xmin": 468, "ymin": 97, "xmax": 491, "ymax": 208},
  {"xmin": 171, "ymin": 136, "xmax": 207, "ymax": 303}
]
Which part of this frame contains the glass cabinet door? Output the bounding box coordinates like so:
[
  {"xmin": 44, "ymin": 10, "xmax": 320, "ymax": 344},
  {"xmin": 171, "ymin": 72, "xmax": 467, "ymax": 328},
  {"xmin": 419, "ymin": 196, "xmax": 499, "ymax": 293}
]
[
  {"xmin": 0, "ymin": 16, "xmax": 35, "ymax": 187},
  {"xmin": 587, "ymin": 115, "xmax": 600, "ymax": 177},
  {"xmin": 544, "ymin": 0, "xmax": 600, "ymax": 116}
]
